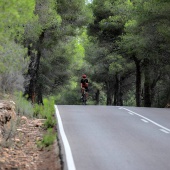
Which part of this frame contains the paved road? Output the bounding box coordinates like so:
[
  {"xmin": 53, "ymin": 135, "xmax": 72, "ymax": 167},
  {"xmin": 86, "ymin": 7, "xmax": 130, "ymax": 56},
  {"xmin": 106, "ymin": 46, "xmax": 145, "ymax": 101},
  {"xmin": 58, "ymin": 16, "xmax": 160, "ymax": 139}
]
[{"xmin": 55, "ymin": 105, "xmax": 170, "ymax": 170}]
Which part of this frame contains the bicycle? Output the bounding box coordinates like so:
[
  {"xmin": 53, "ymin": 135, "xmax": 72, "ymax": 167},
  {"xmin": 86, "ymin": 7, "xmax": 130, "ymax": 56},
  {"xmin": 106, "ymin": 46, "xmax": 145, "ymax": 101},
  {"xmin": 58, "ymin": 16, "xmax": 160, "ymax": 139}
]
[{"xmin": 81, "ymin": 88, "xmax": 87, "ymax": 105}]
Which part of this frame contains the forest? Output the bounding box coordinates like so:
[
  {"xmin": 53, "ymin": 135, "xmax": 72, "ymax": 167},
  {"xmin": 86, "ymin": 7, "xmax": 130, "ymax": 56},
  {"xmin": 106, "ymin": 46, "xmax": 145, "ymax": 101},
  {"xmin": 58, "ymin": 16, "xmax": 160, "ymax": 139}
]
[{"xmin": 0, "ymin": 0, "xmax": 170, "ymax": 107}]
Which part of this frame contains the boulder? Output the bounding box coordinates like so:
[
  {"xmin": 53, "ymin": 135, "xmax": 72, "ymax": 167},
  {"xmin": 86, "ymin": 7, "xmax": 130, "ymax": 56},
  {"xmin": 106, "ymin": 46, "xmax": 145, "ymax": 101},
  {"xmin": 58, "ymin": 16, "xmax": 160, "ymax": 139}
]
[{"xmin": 0, "ymin": 100, "xmax": 16, "ymax": 140}]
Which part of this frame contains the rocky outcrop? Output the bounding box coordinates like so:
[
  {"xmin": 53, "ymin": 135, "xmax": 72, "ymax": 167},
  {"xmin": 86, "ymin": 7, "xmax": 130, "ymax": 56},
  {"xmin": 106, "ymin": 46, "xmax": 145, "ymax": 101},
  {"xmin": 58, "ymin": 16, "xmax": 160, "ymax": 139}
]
[
  {"xmin": 0, "ymin": 100, "xmax": 16, "ymax": 122},
  {"xmin": 0, "ymin": 100, "xmax": 16, "ymax": 143}
]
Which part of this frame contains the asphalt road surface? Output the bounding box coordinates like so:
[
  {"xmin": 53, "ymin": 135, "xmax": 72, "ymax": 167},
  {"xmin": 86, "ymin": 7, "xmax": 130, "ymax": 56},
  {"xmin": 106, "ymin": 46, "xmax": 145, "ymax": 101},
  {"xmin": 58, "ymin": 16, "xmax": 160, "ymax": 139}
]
[{"xmin": 55, "ymin": 105, "xmax": 170, "ymax": 170}]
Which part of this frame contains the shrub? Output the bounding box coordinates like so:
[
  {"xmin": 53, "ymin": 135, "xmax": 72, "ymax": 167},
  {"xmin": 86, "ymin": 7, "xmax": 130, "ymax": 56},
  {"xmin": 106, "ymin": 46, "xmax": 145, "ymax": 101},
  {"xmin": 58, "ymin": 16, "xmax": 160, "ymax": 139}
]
[
  {"xmin": 14, "ymin": 91, "xmax": 34, "ymax": 117},
  {"xmin": 42, "ymin": 128, "xmax": 56, "ymax": 147},
  {"xmin": 33, "ymin": 96, "xmax": 55, "ymax": 118},
  {"xmin": 33, "ymin": 96, "xmax": 56, "ymax": 129},
  {"xmin": 37, "ymin": 128, "xmax": 56, "ymax": 148},
  {"xmin": 44, "ymin": 115, "xmax": 56, "ymax": 129}
]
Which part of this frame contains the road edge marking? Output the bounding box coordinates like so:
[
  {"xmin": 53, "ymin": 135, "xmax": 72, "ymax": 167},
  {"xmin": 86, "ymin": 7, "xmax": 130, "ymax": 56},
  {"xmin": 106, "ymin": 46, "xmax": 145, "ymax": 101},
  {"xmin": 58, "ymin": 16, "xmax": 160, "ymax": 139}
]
[
  {"xmin": 160, "ymin": 129, "xmax": 169, "ymax": 134},
  {"xmin": 141, "ymin": 119, "xmax": 149, "ymax": 123},
  {"xmin": 55, "ymin": 105, "xmax": 76, "ymax": 170},
  {"xmin": 128, "ymin": 111, "xmax": 134, "ymax": 115},
  {"xmin": 121, "ymin": 107, "xmax": 170, "ymax": 133}
]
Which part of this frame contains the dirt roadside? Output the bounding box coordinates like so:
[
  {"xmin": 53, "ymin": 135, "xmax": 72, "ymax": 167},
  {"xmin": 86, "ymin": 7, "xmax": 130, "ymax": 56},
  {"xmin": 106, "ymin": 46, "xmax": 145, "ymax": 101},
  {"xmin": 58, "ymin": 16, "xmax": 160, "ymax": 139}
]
[{"xmin": 0, "ymin": 101, "xmax": 62, "ymax": 170}]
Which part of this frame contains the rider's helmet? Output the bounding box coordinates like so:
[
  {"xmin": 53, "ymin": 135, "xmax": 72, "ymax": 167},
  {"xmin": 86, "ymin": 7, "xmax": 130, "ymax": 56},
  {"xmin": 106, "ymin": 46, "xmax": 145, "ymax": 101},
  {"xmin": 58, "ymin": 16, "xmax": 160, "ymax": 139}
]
[{"xmin": 82, "ymin": 74, "xmax": 87, "ymax": 78}]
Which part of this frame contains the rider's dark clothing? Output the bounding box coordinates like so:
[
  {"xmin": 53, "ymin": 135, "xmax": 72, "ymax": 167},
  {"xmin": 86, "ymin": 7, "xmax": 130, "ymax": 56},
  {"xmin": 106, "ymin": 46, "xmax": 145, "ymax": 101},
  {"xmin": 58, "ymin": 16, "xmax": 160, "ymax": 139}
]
[{"xmin": 81, "ymin": 78, "xmax": 88, "ymax": 92}]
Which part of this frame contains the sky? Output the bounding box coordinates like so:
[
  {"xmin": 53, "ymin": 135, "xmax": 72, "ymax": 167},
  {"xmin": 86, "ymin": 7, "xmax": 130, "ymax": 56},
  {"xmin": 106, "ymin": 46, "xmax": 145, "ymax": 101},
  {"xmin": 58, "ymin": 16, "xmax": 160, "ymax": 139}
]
[{"xmin": 86, "ymin": 0, "xmax": 93, "ymax": 4}]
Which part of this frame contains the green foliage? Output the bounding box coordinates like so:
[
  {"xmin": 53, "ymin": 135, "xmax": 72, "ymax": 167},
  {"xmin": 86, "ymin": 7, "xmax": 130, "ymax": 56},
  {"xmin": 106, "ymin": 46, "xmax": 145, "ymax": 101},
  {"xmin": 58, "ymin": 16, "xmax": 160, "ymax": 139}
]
[
  {"xmin": 33, "ymin": 97, "xmax": 57, "ymax": 148},
  {"xmin": 0, "ymin": 39, "xmax": 28, "ymax": 73},
  {"xmin": 123, "ymin": 90, "xmax": 136, "ymax": 106},
  {"xmin": 55, "ymin": 75, "xmax": 82, "ymax": 105},
  {"xmin": 42, "ymin": 128, "xmax": 56, "ymax": 147},
  {"xmin": 0, "ymin": 0, "xmax": 36, "ymax": 40},
  {"xmin": 44, "ymin": 116, "xmax": 56, "ymax": 129},
  {"xmin": 35, "ymin": 0, "xmax": 61, "ymax": 29},
  {"xmin": 34, "ymin": 97, "xmax": 55, "ymax": 117},
  {"xmin": 24, "ymin": 17, "xmax": 42, "ymax": 42},
  {"xmin": 33, "ymin": 104, "xmax": 44, "ymax": 117},
  {"xmin": 0, "ymin": 2, "xmax": 31, "ymax": 94},
  {"xmin": 71, "ymin": 38, "xmax": 85, "ymax": 70},
  {"xmin": 55, "ymin": 87, "xmax": 81, "ymax": 105},
  {"xmin": 14, "ymin": 91, "xmax": 34, "ymax": 117},
  {"xmin": 0, "ymin": 62, "xmax": 5, "ymax": 74},
  {"xmin": 0, "ymin": 0, "xmax": 169, "ymax": 107},
  {"xmin": 23, "ymin": 0, "xmax": 91, "ymax": 102},
  {"xmin": 33, "ymin": 97, "xmax": 56, "ymax": 128},
  {"xmin": 37, "ymin": 128, "xmax": 56, "ymax": 148},
  {"xmin": 108, "ymin": 54, "xmax": 126, "ymax": 73},
  {"xmin": 43, "ymin": 97, "xmax": 55, "ymax": 116}
]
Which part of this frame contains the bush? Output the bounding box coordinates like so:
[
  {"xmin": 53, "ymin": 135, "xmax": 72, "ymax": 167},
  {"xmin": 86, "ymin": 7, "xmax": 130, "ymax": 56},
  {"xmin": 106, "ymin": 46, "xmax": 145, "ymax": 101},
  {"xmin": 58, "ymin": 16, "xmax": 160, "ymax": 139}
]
[
  {"xmin": 44, "ymin": 115, "xmax": 56, "ymax": 129},
  {"xmin": 14, "ymin": 91, "xmax": 34, "ymax": 117},
  {"xmin": 33, "ymin": 97, "xmax": 56, "ymax": 129},
  {"xmin": 37, "ymin": 128, "xmax": 56, "ymax": 148},
  {"xmin": 33, "ymin": 96, "xmax": 55, "ymax": 118},
  {"xmin": 42, "ymin": 128, "xmax": 56, "ymax": 147}
]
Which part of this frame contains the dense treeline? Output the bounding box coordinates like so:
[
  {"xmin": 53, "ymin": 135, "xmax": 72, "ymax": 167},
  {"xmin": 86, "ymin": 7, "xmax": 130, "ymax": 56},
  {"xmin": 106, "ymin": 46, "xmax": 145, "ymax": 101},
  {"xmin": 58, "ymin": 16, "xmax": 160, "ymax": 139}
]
[
  {"xmin": 0, "ymin": 0, "xmax": 169, "ymax": 107},
  {"xmin": 86, "ymin": 0, "xmax": 170, "ymax": 107},
  {"xmin": 0, "ymin": 0, "xmax": 90, "ymax": 104}
]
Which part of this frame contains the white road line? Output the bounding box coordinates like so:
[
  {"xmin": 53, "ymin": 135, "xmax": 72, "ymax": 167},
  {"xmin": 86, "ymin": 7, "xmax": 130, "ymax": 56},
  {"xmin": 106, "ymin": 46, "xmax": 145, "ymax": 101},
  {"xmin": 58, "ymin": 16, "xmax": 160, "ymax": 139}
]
[
  {"xmin": 128, "ymin": 112, "xmax": 134, "ymax": 115},
  {"xmin": 141, "ymin": 119, "xmax": 148, "ymax": 123},
  {"xmin": 160, "ymin": 129, "xmax": 169, "ymax": 134},
  {"xmin": 55, "ymin": 105, "xmax": 76, "ymax": 170},
  {"xmin": 121, "ymin": 107, "xmax": 170, "ymax": 133}
]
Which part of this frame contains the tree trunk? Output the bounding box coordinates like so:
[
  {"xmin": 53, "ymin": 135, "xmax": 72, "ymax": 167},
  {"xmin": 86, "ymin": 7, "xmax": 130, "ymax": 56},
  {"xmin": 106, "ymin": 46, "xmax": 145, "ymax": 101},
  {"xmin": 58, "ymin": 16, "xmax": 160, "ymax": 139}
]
[
  {"xmin": 113, "ymin": 74, "xmax": 122, "ymax": 106},
  {"xmin": 24, "ymin": 45, "xmax": 37, "ymax": 103},
  {"xmin": 24, "ymin": 31, "xmax": 45, "ymax": 104},
  {"xmin": 37, "ymin": 83, "xmax": 43, "ymax": 105},
  {"xmin": 113, "ymin": 74, "xmax": 118, "ymax": 106},
  {"xmin": 113, "ymin": 90, "xmax": 117, "ymax": 106},
  {"xmin": 166, "ymin": 86, "xmax": 170, "ymax": 107},
  {"xmin": 150, "ymin": 75, "xmax": 161, "ymax": 106},
  {"xmin": 133, "ymin": 56, "xmax": 141, "ymax": 107},
  {"xmin": 106, "ymin": 81, "xmax": 114, "ymax": 105},
  {"xmin": 117, "ymin": 76, "xmax": 123, "ymax": 106},
  {"xmin": 95, "ymin": 89, "xmax": 100, "ymax": 105},
  {"xmin": 144, "ymin": 59, "xmax": 151, "ymax": 107}
]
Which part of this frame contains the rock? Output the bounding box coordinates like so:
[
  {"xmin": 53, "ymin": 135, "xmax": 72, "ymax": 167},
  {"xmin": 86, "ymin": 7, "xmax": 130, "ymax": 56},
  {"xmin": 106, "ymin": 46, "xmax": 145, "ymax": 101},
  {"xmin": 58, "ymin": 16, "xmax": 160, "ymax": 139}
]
[
  {"xmin": 33, "ymin": 119, "xmax": 44, "ymax": 127},
  {"xmin": 0, "ymin": 110, "xmax": 11, "ymax": 125},
  {"xmin": 0, "ymin": 100, "xmax": 16, "ymax": 123},
  {"xmin": 21, "ymin": 116, "xmax": 28, "ymax": 122},
  {"xmin": 0, "ymin": 158, "xmax": 6, "ymax": 163},
  {"xmin": 16, "ymin": 128, "xmax": 23, "ymax": 132},
  {"xmin": 0, "ymin": 100, "xmax": 17, "ymax": 145},
  {"xmin": 10, "ymin": 100, "xmax": 15, "ymax": 105},
  {"xmin": 15, "ymin": 138, "xmax": 20, "ymax": 142},
  {"xmin": 36, "ymin": 137, "xmax": 42, "ymax": 141},
  {"xmin": 0, "ymin": 100, "xmax": 16, "ymax": 111}
]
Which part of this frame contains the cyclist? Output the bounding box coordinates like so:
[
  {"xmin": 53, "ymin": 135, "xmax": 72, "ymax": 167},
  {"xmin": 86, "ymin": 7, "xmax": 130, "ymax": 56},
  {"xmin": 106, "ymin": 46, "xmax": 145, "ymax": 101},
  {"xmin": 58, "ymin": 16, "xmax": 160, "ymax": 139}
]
[{"xmin": 81, "ymin": 74, "xmax": 88, "ymax": 100}]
